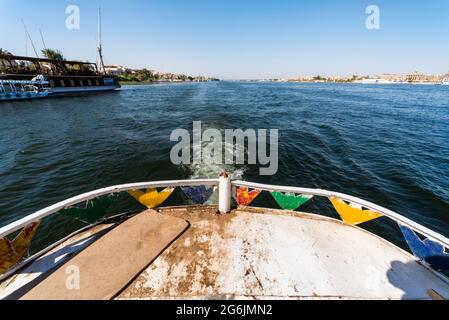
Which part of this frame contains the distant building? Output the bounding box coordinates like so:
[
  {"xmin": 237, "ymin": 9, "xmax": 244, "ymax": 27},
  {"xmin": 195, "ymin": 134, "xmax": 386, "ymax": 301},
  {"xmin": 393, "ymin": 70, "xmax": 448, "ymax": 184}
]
[
  {"xmin": 104, "ymin": 65, "xmax": 127, "ymax": 75},
  {"xmin": 377, "ymin": 73, "xmax": 407, "ymax": 82},
  {"xmin": 406, "ymin": 72, "xmax": 440, "ymax": 83}
]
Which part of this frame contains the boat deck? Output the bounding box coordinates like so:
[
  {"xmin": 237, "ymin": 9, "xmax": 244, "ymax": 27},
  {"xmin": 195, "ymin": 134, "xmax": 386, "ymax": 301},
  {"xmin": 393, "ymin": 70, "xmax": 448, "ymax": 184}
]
[{"xmin": 1, "ymin": 206, "xmax": 449, "ymax": 300}]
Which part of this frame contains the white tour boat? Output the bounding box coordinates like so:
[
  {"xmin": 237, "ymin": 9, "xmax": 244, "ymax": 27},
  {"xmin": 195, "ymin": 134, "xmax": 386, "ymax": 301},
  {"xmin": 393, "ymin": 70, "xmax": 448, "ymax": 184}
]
[
  {"xmin": 0, "ymin": 173, "xmax": 448, "ymax": 300},
  {"xmin": 442, "ymin": 78, "xmax": 449, "ymax": 85},
  {"xmin": 0, "ymin": 75, "xmax": 51, "ymax": 101}
]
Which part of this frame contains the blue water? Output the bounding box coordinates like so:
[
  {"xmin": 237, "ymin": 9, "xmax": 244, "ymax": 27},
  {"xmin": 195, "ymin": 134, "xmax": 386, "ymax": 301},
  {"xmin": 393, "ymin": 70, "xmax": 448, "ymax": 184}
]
[{"xmin": 1, "ymin": 81, "xmax": 448, "ymax": 245}]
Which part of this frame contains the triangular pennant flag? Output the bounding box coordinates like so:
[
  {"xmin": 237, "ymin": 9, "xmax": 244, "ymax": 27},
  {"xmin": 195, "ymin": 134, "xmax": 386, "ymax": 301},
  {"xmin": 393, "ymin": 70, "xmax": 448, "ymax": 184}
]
[
  {"xmin": 236, "ymin": 187, "xmax": 261, "ymax": 206},
  {"xmin": 181, "ymin": 186, "xmax": 214, "ymax": 205},
  {"xmin": 61, "ymin": 195, "xmax": 117, "ymax": 224},
  {"xmin": 271, "ymin": 192, "xmax": 313, "ymax": 210},
  {"xmin": 329, "ymin": 197, "xmax": 382, "ymax": 225},
  {"xmin": 399, "ymin": 224, "xmax": 449, "ymax": 272},
  {"xmin": 0, "ymin": 222, "xmax": 40, "ymax": 274},
  {"xmin": 128, "ymin": 187, "xmax": 174, "ymax": 209}
]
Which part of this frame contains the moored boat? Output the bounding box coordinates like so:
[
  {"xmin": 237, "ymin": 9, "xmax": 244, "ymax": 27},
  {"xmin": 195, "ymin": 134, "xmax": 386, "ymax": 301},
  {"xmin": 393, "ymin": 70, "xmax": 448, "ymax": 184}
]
[
  {"xmin": 0, "ymin": 9, "xmax": 119, "ymax": 101},
  {"xmin": 0, "ymin": 173, "xmax": 448, "ymax": 300},
  {"xmin": 0, "ymin": 75, "xmax": 51, "ymax": 101},
  {"xmin": 0, "ymin": 54, "xmax": 120, "ymax": 98}
]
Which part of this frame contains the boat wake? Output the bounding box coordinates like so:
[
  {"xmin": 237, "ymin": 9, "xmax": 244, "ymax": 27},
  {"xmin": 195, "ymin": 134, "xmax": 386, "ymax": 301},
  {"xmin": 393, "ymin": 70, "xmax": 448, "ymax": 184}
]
[{"xmin": 188, "ymin": 139, "xmax": 246, "ymax": 180}]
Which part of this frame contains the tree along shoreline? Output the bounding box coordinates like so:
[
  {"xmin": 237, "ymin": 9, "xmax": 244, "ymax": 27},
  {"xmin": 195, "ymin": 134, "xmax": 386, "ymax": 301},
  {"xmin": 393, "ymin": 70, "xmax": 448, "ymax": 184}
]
[{"xmin": 118, "ymin": 68, "xmax": 219, "ymax": 83}]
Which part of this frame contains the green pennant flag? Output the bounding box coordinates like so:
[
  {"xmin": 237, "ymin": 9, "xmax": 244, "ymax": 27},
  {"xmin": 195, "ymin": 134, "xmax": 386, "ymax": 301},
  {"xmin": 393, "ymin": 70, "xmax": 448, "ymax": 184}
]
[
  {"xmin": 271, "ymin": 192, "xmax": 312, "ymax": 211},
  {"xmin": 61, "ymin": 195, "xmax": 117, "ymax": 224}
]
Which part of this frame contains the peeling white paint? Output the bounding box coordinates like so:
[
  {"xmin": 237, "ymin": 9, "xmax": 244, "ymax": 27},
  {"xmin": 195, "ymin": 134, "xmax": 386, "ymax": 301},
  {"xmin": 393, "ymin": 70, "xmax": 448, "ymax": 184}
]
[{"xmin": 121, "ymin": 209, "xmax": 449, "ymax": 300}]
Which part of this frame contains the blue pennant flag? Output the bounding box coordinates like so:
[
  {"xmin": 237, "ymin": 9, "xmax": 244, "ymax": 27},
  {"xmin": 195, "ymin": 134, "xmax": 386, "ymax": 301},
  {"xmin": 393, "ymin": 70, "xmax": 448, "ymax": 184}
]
[
  {"xmin": 399, "ymin": 224, "xmax": 449, "ymax": 272},
  {"xmin": 181, "ymin": 186, "xmax": 214, "ymax": 205}
]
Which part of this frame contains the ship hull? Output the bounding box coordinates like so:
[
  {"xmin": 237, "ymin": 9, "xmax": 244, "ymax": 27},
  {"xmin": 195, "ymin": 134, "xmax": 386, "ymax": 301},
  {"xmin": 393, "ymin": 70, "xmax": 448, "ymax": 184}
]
[
  {"xmin": 1, "ymin": 73, "xmax": 120, "ymax": 99},
  {"xmin": 50, "ymin": 85, "xmax": 119, "ymax": 94},
  {"xmin": 0, "ymin": 92, "xmax": 51, "ymax": 101}
]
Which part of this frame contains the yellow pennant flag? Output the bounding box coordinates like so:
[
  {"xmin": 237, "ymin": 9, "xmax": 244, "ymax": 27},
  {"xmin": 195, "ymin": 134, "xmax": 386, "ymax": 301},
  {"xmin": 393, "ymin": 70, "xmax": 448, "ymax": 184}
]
[
  {"xmin": 0, "ymin": 222, "xmax": 40, "ymax": 274},
  {"xmin": 329, "ymin": 197, "xmax": 382, "ymax": 225},
  {"xmin": 128, "ymin": 188, "xmax": 174, "ymax": 209}
]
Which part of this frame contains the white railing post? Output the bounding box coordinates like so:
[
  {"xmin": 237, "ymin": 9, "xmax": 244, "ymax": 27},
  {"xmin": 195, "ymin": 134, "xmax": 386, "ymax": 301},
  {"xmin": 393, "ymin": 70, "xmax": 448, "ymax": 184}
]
[{"xmin": 219, "ymin": 172, "xmax": 232, "ymax": 214}]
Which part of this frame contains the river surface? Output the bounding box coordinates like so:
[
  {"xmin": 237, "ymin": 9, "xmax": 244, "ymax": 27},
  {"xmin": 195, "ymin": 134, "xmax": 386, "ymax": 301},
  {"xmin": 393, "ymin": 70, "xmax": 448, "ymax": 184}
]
[{"xmin": 1, "ymin": 81, "xmax": 448, "ymax": 248}]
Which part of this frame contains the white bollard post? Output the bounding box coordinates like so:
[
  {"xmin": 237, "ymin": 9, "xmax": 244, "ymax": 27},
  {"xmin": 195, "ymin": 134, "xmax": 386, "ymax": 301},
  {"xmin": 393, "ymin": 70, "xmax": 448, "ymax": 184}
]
[{"xmin": 218, "ymin": 172, "xmax": 231, "ymax": 214}]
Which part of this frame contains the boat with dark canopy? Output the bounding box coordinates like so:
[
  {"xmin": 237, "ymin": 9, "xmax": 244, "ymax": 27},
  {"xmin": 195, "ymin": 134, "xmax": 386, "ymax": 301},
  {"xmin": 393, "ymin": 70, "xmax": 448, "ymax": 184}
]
[
  {"xmin": 0, "ymin": 10, "xmax": 119, "ymax": 101},
  {"xmin": 0, "ymin": 54, "xmax": 119, "ymax": 99}
]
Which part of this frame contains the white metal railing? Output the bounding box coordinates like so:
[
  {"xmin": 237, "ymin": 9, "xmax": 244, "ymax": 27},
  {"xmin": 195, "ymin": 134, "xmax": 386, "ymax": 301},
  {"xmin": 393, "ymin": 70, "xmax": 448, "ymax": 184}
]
[
  {"xmin": 232, "ymin": 180, "xmax": 449, "ymax": 249},
  {"xmin": 0, "ymin": 179, "xmax": 218, "ymax": 238},
  {"xmin": 0, "ymin": 176, "xmax": 447, "ymax": 259}
]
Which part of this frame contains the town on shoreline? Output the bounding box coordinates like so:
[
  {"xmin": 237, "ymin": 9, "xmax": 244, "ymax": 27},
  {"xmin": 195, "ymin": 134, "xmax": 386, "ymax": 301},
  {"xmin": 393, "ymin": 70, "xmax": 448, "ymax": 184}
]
[
  {"xmin": 107, "ymin": 65, "xmax": 449, "ymax": 85},
  {"xmin": 104, "ymin": 65, "xmax": 219, "ymax": 84},
  {"xmin": 257, "ymin": 71, "xmax": 449, "ymax": 85}
]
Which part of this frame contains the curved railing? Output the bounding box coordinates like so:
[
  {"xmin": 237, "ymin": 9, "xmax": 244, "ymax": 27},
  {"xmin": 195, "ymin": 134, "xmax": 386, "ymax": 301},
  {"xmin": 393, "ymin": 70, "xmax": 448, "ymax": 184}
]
[
  {"xmin": 0, "ymin": 179, "xmax": 218, "ymax": 238},
  {"xmin": 0, "ymin": 175, "xmax": 448, "ymax": 282},
  {"xmin": 232, "ymin": 180, "xmax": 449, "ymax": 248}
]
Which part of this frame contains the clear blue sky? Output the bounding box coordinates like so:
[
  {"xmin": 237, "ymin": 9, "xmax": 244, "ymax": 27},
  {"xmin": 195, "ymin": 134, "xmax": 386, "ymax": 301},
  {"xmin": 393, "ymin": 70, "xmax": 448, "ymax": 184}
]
[{"xmin": 1, "ymin": 0, "xmax": 448, "ymax": 79}]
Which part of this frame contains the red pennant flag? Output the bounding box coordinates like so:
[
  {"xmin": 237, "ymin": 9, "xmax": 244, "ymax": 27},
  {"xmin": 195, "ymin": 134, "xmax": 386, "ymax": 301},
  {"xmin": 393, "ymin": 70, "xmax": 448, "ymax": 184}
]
[{"xmin": 236, "ymin": 187, "xmax": 261, "ymax": 206}]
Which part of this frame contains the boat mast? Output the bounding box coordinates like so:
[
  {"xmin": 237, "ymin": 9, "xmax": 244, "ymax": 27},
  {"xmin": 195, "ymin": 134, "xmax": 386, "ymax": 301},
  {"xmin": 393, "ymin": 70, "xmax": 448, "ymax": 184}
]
[
  {"xmin": 39, "ymin": 28, "xmax": 47, "ymax": 51},
  {"xmin": 25, "ymin": 29, "xmax": 28, "ymax": 57},
  {"xmin": 97, "ymin": 7, "xmax": 106, "ymax": 74},
  {"xmin": 21, "ymin": 19, "xmax": 41, "ymax": 71}
]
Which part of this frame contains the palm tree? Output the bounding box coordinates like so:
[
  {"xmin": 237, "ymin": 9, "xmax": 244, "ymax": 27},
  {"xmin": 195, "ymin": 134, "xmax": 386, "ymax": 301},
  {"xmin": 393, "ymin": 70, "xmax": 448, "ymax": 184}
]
[
  {"xmin": 41, "ymin": 49, "xmax": 68, "ymax": 75},
  {"xmin": 41, "ymin": 49, "xmax": 65, "ymax": 61}
]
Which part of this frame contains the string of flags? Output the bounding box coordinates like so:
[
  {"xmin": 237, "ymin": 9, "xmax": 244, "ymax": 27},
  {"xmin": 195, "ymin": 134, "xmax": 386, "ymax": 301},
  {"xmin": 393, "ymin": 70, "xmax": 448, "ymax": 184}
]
[
  {"xmin": 0, "ymin": 222, "xmax": 40, "ymax": 274},
  {"xmin": 60, "ymin": 195, "xmax": 118, "ymax": 224},
  {"xmin": 128, "ymin": 188, "xmax": 175, "ymax": 209},
  {"xmin": 236, "ymin": 187, "xmax": 262, "ymax": 206},
  {"xmin": 128, "ymin": 186, "xmax": 217, "ymax": 208},
  {"xmin": 181, "ymin": 186, "xmax": 215, "ymax": 205},
  {"xmin": 271, "ymin": 192, "xmax": 313, "ymax": 211},
  {"xmin": 329, "ymin": 197, "xmax": 383, "ymax": 225},
  {"xmin": 399, "ymin": 224, "xmax": 449, "ymax": 272}
]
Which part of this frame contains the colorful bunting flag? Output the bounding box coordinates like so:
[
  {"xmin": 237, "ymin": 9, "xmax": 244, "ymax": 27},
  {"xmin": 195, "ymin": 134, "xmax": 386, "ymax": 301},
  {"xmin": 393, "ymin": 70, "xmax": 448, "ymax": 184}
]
[
  {"xmin": 329, "ymin": 197, "xmax": 382, "ymax": 225},
  {"xmin": 128, "ymin": 187, "xmax": 174, "ymax": 209},
  {"xmin": 236, "ymin": 187, "xmax": 261, "ymax": 206},
  {"xmin": 181, "ymin": 186, "xmax": 214, "ymax": 205},
  {"xmin": 271, "ymin": 192, "xmax": 313, "ymax": 211},
  {"xmin": 61, "ymin": 195, "xmax": 117, "ymax": 224},
  {"xmin": 0, "ymin": 222, "xmax": 40, "ymax": 274},
  {"xmin": 399, "ymin": 224, "xmax": 449, "ymax": 272}
]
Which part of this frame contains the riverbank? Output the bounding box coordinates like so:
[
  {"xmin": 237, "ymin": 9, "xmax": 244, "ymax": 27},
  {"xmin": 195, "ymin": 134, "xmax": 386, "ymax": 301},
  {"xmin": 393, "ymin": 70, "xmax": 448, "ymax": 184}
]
[
  {"xmin": 120, "ymin": 80, "xmax": 219, "ymax": 85},
  {"xmin": 249, "ymin": 80, "xmax": 447, "ymax": 86}
]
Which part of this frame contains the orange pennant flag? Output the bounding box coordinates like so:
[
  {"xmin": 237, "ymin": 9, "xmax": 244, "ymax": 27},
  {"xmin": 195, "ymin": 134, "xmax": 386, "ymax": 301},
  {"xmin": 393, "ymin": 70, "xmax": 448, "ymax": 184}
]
[
  {"xmin": 0, "ymin": 222, "xmax": 40, "ymax": 274},
  {"xmin": 329, "ymin": 197, "xmax": 382, "ymax": 225},
  {"xmin": 237, "ymin": 187, "xmax": 262, "ymax": 206}
]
